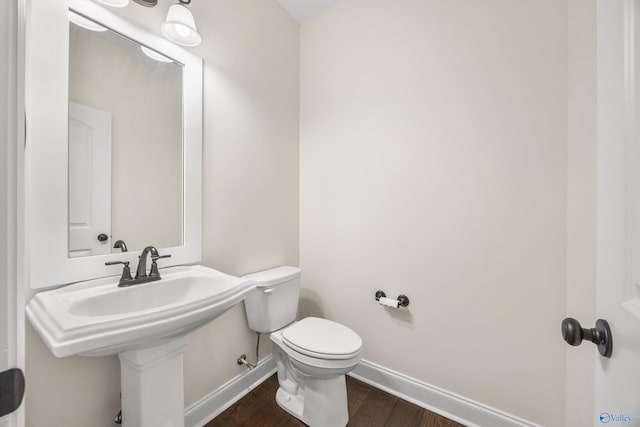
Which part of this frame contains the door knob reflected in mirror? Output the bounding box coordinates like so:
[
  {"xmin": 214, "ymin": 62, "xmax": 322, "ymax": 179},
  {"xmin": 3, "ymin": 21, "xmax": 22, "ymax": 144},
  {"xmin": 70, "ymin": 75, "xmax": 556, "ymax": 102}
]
[
  {"xmin": 561, "ymin": 317, "xmax": 612, "ymax": 358},
  {"xmin": 97, "ymin": 233, "xmax": 109, "ymax": 242}
]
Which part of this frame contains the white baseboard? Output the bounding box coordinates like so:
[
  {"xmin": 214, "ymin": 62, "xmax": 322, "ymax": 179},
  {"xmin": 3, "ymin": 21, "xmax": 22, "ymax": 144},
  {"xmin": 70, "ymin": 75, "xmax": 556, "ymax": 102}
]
[
  {"xmin": 184, "ymin": 356, "xmax": 539, "ymax": 427},
  {"xmin": 349, "ymin": 360, "xmax": 541, "ymax": 427},
  {"xmin": 184, "ymin": 356, "xmax": 277, "ymax": 427}
]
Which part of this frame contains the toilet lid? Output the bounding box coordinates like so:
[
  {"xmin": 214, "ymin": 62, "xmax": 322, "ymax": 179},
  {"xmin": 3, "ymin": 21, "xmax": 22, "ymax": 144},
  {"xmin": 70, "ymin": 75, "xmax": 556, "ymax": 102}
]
[{"xmin": 282, "ymin": 317, "xmax": 362, "ymax": 359}]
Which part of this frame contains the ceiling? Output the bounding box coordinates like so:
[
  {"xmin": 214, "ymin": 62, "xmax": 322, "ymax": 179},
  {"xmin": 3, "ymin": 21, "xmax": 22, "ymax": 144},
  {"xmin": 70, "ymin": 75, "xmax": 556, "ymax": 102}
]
[{"xmin": 277, "ymin": 0, "xmax": 340, "ymax": 24}]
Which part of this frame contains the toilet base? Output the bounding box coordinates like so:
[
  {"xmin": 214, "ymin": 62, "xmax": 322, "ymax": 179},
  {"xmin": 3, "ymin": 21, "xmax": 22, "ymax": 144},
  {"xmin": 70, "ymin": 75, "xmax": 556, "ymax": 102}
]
[
  {"xmin": 275, "ymin": 375, "xmax": 349, "ymax": 427},
  {"xmin": 275, "ymin": 387, "xmax": 304, "ymax": 419}
]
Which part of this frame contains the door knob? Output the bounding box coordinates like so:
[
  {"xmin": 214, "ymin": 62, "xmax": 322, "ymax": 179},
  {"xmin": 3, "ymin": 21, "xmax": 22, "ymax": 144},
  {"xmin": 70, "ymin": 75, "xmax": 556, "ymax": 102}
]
[
  {"xmin": 561, "ymin": 317, "xmax": 612, "ymax": 358},
  {"xmin": 0, "ymin": 368, "xmax": 25, "ymax": 417},
  {"xmin": 97, "ymin": 233, "xmax": 109, "ymax": 242}
]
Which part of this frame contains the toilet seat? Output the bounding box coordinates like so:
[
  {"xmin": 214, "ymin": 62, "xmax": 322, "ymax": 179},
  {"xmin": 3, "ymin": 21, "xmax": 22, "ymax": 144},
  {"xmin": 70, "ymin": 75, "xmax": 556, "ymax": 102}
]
[
  {"xmin": 271, "ymin": 328, "xmax": 361, "ymax": 372},
  {"xmin": 281, "ymin": 317, "xmax": 362, "ymax": 360}
]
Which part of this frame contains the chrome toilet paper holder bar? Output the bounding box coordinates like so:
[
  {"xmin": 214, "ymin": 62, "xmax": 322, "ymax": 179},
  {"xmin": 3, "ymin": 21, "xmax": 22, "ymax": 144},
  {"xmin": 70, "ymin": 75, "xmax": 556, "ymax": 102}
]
[{"xmin": 375, "ymin": 290, "xmax": 410, "ymax": 308}]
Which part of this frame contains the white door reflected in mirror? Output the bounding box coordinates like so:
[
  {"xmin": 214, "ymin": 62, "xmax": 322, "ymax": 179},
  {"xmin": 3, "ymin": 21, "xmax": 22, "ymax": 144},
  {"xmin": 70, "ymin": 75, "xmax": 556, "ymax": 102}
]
[{"xmin": 68, "ymin": 102, "xmax": 112, "ymax": 258}]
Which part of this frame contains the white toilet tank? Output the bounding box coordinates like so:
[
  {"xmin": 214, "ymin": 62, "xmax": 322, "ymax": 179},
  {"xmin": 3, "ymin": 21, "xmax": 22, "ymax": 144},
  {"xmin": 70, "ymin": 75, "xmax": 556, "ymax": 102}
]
[{"xmin": 242, "ymin": 266, "xmax": 301, "ymax": 333}]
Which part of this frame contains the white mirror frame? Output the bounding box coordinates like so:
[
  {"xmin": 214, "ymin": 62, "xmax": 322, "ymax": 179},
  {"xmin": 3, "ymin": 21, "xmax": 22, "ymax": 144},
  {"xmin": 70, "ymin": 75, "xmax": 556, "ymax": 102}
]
[{"xmin": 26, "ymin": 0, "xmax": 202, "ymax": 289}]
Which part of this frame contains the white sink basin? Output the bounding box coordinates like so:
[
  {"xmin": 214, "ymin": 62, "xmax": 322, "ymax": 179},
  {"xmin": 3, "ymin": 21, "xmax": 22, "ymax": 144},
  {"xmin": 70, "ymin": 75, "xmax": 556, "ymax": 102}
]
[{"xmin": 26, "ymin": 265, "xmax": 254, "ymax": 357}]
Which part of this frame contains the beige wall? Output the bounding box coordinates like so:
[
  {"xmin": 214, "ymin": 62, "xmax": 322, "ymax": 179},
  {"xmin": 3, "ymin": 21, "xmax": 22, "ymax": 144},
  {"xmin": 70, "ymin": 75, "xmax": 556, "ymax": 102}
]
[
  {"xmin": 566, "ymin": 0, "xmax": 596, "ymax": 425},
  {"xmin": 25, "ymin": 0, "xmax": 299, "ymax": 425},
  {"xmin": 299, "ymin": 0, "xmax": 568, "ymax": 425}
]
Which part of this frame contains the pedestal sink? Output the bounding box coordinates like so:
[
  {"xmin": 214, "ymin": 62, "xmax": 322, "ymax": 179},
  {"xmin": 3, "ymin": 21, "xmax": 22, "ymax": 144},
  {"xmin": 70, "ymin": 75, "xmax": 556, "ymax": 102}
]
[{"xmin": 26, "ymin": 265, "xmax": 255, "ymax": 427}]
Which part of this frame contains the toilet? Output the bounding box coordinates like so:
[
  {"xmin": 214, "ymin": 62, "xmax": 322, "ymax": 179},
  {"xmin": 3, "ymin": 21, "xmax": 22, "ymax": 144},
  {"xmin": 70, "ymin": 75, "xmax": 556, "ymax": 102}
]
[{"xmin": 243, "ymin": 266, "xmax": 362, "ymax": 427}]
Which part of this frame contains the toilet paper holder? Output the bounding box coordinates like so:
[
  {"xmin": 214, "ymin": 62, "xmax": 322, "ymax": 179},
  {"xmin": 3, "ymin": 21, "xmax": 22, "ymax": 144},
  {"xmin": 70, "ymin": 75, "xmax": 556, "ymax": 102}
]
[{"xmin": 375, "ymin": 291, "xmax": 410, "ymax": 308}]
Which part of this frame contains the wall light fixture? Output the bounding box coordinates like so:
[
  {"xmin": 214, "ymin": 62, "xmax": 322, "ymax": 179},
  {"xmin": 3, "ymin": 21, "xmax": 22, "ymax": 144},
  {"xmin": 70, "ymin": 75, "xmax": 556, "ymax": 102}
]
[
  {"xmin": 93, "ymin": 0, "xmax": 201, "ymax": 47},
  {"xmin": 161, "ymin": 0, "xmax": 202, "ymax": 47}
]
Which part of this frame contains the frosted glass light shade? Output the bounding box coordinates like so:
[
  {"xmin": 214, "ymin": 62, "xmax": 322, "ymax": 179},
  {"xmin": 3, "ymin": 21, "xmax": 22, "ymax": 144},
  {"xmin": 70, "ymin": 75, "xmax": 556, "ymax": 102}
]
[
  {"xmin": 95, "ymin": 0, "xmax": 130, "ymax": 7},
  {"xmin": 140, "ymin": 46, "xmax": 174, "ymax": 63},
  {"xmin": 161, "ymin": 4, "xmax": 202, "ymax": 47}
]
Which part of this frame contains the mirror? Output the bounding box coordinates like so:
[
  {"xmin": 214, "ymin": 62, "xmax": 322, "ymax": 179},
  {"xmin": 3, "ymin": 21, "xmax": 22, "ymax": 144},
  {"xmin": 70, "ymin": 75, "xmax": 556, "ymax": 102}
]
[
  {"xmin": 68, "ymin": 12, "xmax": 183, "ymax": 257},
  {"xmin": 27, "ymin": 0, "xmax": 202, "ymax": 289}
]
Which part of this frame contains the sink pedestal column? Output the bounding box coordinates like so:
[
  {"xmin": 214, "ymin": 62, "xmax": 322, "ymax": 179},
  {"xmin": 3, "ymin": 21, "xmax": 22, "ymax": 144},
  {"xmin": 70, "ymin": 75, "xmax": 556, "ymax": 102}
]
[{"xmin": 118, "ymin": 336, "xmax": 189, "ymax": 427}]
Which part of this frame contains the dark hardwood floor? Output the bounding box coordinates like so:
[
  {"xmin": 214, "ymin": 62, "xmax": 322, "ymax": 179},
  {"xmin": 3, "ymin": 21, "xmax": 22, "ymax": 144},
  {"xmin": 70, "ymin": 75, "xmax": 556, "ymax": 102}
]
[{"xmin": 205, "ymin": 374, "xmax": 466, "ymax": 427}]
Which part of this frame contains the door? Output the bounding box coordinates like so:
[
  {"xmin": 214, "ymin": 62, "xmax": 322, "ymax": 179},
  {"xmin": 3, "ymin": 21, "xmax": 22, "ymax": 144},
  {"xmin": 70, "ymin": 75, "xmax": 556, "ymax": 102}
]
[
  {"xmin": 68, "ymin": 102, "xmax": 112, "ymax": 258},
  {"xmin": 0, "ymin": 0, "xmax": 24, "ymax": 426},
  {"xmin": 594, "ymin": 0, "xmax": 640, "ymax": 424}
]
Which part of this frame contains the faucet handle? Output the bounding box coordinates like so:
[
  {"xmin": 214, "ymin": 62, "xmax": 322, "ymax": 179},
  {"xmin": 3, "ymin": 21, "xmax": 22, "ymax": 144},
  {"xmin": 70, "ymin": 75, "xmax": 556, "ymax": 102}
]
[
  {"xmin": 105, "ymin": 261, "xmax": 129, "ymax": 266},
  {"xmin": 105, "ymin": 261, "xmax": 133, "ymax": 284},
  {"xmin": 149, "ymin": 254, "xmax": 171, "ymax": 278}
]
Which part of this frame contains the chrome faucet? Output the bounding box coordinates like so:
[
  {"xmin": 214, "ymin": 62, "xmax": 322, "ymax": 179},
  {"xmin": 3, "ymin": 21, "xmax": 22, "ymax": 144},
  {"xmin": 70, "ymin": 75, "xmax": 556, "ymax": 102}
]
[{"xmin": 105, "ymin": 245, "xmax": 171, "ymax": 287}]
